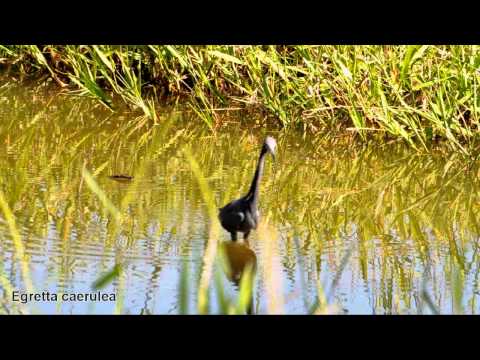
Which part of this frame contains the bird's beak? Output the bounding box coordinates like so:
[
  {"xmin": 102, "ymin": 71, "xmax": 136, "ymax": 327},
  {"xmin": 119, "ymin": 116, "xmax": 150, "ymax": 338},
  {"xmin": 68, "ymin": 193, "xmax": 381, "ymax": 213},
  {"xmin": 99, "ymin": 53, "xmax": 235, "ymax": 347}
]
[{"xmin": 271, "ymin": 152, "xmax": 276, "ymax": 161}]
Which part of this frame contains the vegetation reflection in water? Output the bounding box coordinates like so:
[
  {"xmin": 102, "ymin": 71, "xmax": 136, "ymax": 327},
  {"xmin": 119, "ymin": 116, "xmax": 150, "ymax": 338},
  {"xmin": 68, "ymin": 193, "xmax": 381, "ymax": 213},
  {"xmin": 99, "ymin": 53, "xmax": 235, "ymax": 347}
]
[{"xmin": 0, "ymin": 83, "xmax": 479, "ymax": 314}]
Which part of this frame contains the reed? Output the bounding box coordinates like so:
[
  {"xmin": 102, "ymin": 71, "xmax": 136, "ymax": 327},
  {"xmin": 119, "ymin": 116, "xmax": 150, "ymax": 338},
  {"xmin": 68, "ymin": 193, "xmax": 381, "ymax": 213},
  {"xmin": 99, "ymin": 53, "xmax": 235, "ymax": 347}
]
[{"xmin": 1, "ymin": 45, "xmax": 480, "ymax": 154}]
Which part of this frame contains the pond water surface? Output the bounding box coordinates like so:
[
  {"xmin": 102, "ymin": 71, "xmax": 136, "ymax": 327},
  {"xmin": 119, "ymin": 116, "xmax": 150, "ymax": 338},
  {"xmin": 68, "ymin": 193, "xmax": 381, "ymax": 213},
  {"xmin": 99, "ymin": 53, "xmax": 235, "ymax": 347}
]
[{"xmin": 1, "ymin": 83, "xmax": 480, "ymax": 314}]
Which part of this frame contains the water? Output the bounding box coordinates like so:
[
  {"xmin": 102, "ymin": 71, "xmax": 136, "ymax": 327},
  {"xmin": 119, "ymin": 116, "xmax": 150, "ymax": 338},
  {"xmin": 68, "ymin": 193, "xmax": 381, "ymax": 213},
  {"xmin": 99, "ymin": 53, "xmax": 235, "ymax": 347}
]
[{"xmin": 0, "ymin": 82, "xmax": 479, "ymax": 314}]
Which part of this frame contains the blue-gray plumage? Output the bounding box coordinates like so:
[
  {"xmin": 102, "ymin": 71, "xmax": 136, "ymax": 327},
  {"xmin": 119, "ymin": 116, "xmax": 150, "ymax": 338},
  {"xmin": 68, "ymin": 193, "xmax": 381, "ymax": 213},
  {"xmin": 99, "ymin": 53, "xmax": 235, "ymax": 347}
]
[{"xmin": 219, "ymin": 136, "xmax": 276, "ymax": 241}]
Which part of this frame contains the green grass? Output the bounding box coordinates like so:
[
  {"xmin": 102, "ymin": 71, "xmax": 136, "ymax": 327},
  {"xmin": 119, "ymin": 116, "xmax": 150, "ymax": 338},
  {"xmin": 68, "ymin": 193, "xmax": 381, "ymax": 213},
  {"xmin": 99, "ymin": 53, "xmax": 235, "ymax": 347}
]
[{"xmin": 1, "ymin": 45, "xmax": 480, "ymax": 154}]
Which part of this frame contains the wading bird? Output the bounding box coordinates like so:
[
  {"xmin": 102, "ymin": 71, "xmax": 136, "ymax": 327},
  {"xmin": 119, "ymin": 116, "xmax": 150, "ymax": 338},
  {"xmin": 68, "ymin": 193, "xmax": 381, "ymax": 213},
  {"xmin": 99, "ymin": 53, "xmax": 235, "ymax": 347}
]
[{"xmin": 218, "ymin": 136, "xmax": 276, "ymax": 241}]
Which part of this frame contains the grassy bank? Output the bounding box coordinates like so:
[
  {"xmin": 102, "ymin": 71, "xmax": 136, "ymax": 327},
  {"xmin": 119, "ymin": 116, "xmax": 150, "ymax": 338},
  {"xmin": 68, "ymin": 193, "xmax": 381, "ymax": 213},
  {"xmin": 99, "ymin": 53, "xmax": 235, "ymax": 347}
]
[{"xmin": 1, "ymin": 45, "xmax": 480, "ymax": 154}]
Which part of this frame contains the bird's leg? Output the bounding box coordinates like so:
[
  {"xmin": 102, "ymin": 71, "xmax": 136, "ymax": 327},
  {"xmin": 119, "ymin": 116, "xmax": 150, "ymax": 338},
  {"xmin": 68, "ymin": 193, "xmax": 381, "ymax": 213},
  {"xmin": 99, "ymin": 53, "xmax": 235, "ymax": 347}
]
[
  {"xmin": 230, "ymin": 232, "xmax": 238, "ymax": 241},
  {"xmin": 243, "ymin": 231, "xmax": 252, "ymax": 247}
]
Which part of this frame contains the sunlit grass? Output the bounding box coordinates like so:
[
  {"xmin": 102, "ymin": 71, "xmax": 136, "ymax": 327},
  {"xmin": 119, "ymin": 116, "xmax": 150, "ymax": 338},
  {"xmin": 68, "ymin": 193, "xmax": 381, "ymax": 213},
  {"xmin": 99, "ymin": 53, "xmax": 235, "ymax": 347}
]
[{"xmin": 1, "ymin": 45, "xmax": 480, "ymax": 154}]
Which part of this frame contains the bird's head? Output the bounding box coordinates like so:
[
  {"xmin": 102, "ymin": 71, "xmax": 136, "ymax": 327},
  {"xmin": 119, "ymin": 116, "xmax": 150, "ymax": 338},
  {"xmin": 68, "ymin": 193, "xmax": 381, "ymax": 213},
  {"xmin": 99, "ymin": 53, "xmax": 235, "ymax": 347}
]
[{"xmin": 264, "ymin": 136, "xmax": 277, "ymax": 160}]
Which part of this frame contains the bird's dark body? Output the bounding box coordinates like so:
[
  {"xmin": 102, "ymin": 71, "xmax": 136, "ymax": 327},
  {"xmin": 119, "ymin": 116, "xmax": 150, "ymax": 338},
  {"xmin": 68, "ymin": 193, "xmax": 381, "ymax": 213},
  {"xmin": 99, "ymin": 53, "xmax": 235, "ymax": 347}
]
[
  {"xmin": 218, "ymin": 137, "xmax": 276, "ymax": 241},
  {"xmin": 219, "ymin": 197, "xmax": 259, "ymax": 240}
]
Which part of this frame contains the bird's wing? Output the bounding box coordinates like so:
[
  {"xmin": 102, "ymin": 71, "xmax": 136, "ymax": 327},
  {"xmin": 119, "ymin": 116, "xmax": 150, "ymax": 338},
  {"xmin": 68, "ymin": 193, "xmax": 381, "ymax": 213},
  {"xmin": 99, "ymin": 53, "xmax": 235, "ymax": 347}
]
[
  {"xmin": 219, "ymin": 200, "xmax": 246, "ymax": 227},
  {"xmin": 221, "ymin": 208, "xmax": 245, "ymax": 224},
  {"xmin": 244, "ymin": 210, "xmax": 257, "ymax": 229}
]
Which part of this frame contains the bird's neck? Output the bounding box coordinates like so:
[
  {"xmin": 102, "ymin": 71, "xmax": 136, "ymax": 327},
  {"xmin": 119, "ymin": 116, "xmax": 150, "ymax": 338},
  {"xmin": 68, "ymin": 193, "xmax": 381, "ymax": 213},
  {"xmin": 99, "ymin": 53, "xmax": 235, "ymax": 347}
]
[{"xmin": 246, "ymin": 146, "xmax": 267, "ymax": 207}]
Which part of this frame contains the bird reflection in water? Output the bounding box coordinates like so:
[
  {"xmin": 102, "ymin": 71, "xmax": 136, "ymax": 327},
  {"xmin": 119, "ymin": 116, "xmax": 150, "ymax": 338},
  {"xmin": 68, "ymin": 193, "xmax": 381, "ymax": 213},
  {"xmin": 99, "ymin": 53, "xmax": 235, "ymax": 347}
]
[{"xmin": 221, "ymin": 241, "xmax": 257, "ymax": 315}]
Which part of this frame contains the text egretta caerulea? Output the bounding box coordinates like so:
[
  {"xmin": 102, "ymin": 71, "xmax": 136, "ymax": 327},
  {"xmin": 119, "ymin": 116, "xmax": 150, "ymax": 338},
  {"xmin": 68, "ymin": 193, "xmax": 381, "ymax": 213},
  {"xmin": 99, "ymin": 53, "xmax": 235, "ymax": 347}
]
[{"xmin": 218, "ymin": 136, "xmax": 276, "ymax": 241}]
